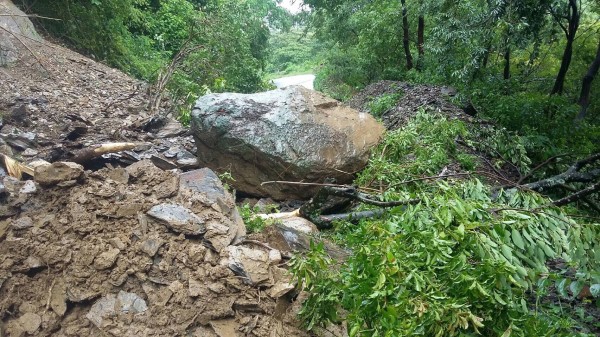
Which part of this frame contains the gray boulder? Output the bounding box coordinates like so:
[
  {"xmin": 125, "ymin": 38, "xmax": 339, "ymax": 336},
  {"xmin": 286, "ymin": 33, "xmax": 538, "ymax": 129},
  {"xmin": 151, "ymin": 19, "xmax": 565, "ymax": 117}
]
[
  {"xmin": 191, "ymin": 86, "xmax": 385, "ymax": 200},
  {"xmin": 0, "ymin": 0, "xmax": 42, "ymax": 66}
]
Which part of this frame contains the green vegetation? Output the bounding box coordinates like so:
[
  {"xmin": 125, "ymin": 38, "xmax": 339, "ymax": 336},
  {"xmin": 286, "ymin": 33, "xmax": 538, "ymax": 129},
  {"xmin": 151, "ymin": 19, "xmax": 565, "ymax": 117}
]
[
  {"xmin": 291, "ymin": 112, "xmax": 600, "ymax": 336},
  {"xmin": 18, "ymin": 0, "xmax": 600, "ymax": 335},
  {"xmin": 265, "ymin": 28, "xmax": 324, "ymax": 78},
  {"xmin": 20, "ymin": 0, "xmax": 291, "ymax": 122}
]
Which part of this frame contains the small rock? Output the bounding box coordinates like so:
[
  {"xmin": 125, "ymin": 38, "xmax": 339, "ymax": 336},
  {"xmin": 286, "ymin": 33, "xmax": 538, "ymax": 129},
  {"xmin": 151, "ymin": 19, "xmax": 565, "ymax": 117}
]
[
  {"xmin": 18, "ymin": 180, "xmax": 36, "ymax": 194},
  {"xmin": 140, "ymin": 237, "xmax": 164, "ymax": 257},
  {"xmin": 21, "ymin": 148, "xmax": 38, "ymax": 157},
  {"xmin": 226, "ymin": 246, "xmax": 270, "ymax": 286},
  {"xmin": 268, "ymin": 249, "xmax": 282, "ymax": 265},
  {"xmin": 11, "ymin": 216, "xmax": 33, "ymax": 229},
  {"xmin": 117, "ymin": 290, "xmax": 147, "ymax": 313},
  {"xmin": 50, "ymin": 279, "xmax": 67, "ymax": 317},
  {"xmin": 86, "ymin": 294, "xmax": 117, "ymax": 328},
  {"xmin": 269, "ymin": 282, "xmax": 295, "ymax": 299},
  {"xmin": 149, "ymin": 155, "xmax": 178, "ymax": 171},
  {"xmin": 147, "ymin": 203, "xmax": 205, "ymax": 235},
  {"xmin": 93, "ymin": 248, "xmax": 120, "ymax": 270},
  {"xmin": 175, "ymin": 149, "xmax": 197, "ymax": 167},
  {"xmin": 17, "ymin": 312, "xmax": 41, "ymax": 334},
  {"xmin": 188, "ymin": 278, "xmax": 202, "ymax": 297},
  {"xmin": 23, "ymin": 256, "xmax": 42, "ymax": 269},
  {"xmin": 34, "ymin": 162, "xmax": 83, "ymax": 187},
  {"xmin": 155, "ymin": 119, "xmax": 187, "ymax": 138}
]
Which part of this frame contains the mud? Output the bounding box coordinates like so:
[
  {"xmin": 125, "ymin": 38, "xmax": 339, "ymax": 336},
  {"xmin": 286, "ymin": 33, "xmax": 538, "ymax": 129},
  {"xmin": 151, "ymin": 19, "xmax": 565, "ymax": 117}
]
[{"xmin": 0, "ymin": 160, "xmax": 309, "ymax": 336}]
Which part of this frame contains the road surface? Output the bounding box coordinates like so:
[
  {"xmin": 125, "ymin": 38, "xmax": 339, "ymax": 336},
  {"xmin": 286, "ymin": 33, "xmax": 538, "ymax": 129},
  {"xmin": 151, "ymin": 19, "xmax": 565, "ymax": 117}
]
[{"xmin": 272, "ymin": 74, "xmax": 315, "ymax": 90}]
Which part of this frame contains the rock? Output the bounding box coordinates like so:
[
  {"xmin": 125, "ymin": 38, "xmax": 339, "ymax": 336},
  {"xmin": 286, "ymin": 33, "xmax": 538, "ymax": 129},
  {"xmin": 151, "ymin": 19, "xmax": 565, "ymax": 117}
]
[
  {"xmin": 11, "ymin": 216, "xmax": 33, "ymax": 229},
  {"xmin": 209, "ymin": 319, "xmax": 238, "ymax": 337},
  {"xmin": 188, "ymin": 278, "xmax": 202, "ymax": 297},
  {"xmin": 17, "ymin": 312, "xmax": 41, "ymax": 334},
  {"xmin": 34, "ymin": 162, "xmax": 84, "ymax": 187},
  {"xmin": 50, "ymin": 279, "xmax": 67, "ymax": 317},
  {"xmin": 21, "ymin": 148, "xmax": 38, "ymax": 157},
  {"xmin": 139, "ymin": 236, "xmax": 164, "ymax": 257},
  {"xmin": 225, "ymin": 246, "xmax": 270, "ymax": 286},
  {"xmin": 86, "ymin": 294, "xmax": 116, "ymax": 328},
  {"xmin": 147, "ymin": 203, "xmax": 205, "ymax": 235},
  {"xmin": 277, "ymin": 216, "xmax": 318, "ymax": 234},
  {"xmin": 0, "ymin": 0, "xmax": 41, "ymax": 66},
  {"xmin": 179, "ymin": 168, "xmax": 227, "ymax": 205},
  {"xmin": 268, "ymin": 249, "xmax": 282, "ymax": 265},
  {"xmin": 93, "ymin": 248, "xmax": 120, "ymax": 270},
  {"xmin": 175, "ymin": 149, "xmax": 197, "ymax": 168},
  {"xmin": 150, "ymin": 155, "xmax": 177, "ymax": 170},
  {"xmin": 191, "ymin": 86, "xmax": 385, "ymax": 200},
  {"xmin": 117, "ymin": 290, "xmax": 147, "ymax": 314},
  {"xmin": 155, "ymin": 119, "xmax": 187, "ymax": 138},
  {"xmin": 0, "ymin": 181, "xmax": 7, "ymax": 200},
  {"xmin": 18, "ymin": 180, "xmax": 36, "ymax": 194},
  {"xmin": 269, "ymin": 282, "xmax": 295, "ymax": 299},
  {"xmin": 86, "ymin": 291, "xmax": 147, "ymax": 329}
]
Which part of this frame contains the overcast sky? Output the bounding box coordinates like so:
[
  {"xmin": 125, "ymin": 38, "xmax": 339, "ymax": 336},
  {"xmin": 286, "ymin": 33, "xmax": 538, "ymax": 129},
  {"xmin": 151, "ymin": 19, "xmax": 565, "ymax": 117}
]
[{"xmin": 278, "ymin": 0, "xmax": 305, "ymax": 14}]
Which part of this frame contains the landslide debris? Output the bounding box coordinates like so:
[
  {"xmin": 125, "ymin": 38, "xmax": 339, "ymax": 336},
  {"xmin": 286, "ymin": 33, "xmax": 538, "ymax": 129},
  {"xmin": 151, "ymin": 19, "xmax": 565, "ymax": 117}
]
[{"xmin": 0, "ymin": 160, "xmax": 309, "ymax": 336}]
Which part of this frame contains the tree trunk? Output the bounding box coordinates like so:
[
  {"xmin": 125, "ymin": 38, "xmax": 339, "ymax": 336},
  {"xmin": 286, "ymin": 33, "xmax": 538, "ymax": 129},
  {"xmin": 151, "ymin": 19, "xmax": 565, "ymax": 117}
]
[
  {"xmin": 576, "ymin": 37, "xmax": 600, "ymax": 121},
  {"xmin": 503, "ymin": 46, "xmax": 510, "ymax": 80},
  {"xmin": 551, "ymin": 0, "xmax": 579, "ymax": 95},
  {"xmin": 416, "ymin": 14, "xmax": 424, "ymax": 71},
  {"xmin": 401, "ymin": 0, "xmax": 413, "ymax": 70}
]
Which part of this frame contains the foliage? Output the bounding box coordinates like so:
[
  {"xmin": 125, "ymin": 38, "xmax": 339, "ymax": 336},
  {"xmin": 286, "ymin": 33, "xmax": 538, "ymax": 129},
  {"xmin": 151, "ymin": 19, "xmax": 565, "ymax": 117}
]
[
  {"xmin": 21, "ymin": 0, "xmax": 291, "ymax": 102},
  {"xmin": 238, "ymin": 204, "xmax": 269, "ymax": 233},
  {"xmin": 265, "ymin": 28, "xmax": 324, "ymax": 78},
  {"xmin": 367, "ymin": 92, "xmax": 403, "ymax": 117},
  {"xmin": 290, "ymin": 111, "xmax": 600, "ymax": 336}
]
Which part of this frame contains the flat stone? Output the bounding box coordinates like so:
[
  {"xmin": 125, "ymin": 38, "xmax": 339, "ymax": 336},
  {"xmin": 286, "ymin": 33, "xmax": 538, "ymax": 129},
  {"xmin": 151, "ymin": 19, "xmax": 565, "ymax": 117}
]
[
  {"xmin": 147, "ymin": 203, "xmax": 205, "ymax": 235},
  {"xmin": 226, "ymin": 246, "xmax": 270, "ymax": 286},
  {"xmin": 269, "ymin": 282, "xmax": 295, "ymax": 298},
  {"xmin": 34, "ymin": 162, "xmax": 83, "ymax": 187},
  {"xmin": 140, "ymin": 237, "xmax": 164, "ymax": 257},
  {"xmin": 86, "ymin": 294, "xmax": 117, "ymax": 328},
  {"xmin": 188, "ymin": 278, "xmax": 202, "ymax": 297},
  {"xmin": 11, "ymin": 216, "xmax": 33, "ymax": 229},
  {"xmin": 117, "ymin": 290, "xmax": 147, "ymax": 314},
  {"xmin": 17, "ymin": 312, "xmax": 41, "ymax": 334},
  {"xmin": 18, "ymin": 180, "xmax": 36, "ymax": 194},
  {"xmin": 93, "ymin": 248, "xmax": 120, "ymax": 270}
]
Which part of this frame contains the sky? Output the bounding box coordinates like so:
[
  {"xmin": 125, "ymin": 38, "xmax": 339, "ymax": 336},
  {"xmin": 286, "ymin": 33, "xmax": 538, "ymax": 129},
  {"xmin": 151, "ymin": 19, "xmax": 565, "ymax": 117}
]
[{"xmin": 277, "ymin": 0, "xmax": 305, "ymax": 14}]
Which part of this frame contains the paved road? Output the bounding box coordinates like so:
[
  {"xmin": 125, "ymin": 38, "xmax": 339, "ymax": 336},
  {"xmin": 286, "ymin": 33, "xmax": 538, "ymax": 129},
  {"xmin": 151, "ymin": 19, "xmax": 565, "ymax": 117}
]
[{"xmin": 272, "ymin": 74, "xmax": 315, "ymax": 90}]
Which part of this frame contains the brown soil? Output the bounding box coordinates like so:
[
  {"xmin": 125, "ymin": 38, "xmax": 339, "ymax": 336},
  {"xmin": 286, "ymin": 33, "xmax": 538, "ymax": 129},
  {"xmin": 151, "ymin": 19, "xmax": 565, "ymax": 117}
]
[{"xmin": 0, "ymin": 30, "xmax": 311, "ymax": 337}]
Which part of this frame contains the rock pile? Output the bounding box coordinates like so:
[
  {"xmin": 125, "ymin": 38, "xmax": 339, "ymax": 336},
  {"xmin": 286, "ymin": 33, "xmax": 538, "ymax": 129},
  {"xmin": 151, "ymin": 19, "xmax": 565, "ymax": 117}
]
[{"xmin": 0, "ymin": 160, "xmax": 309, "ymax": 336}]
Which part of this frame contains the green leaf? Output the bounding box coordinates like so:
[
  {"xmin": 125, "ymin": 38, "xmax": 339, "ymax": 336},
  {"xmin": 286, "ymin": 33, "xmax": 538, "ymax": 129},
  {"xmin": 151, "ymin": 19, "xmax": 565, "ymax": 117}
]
[
  {"xmin": 511, "ymin": 229, "xmax": 525, "ymax": 250},
  {"xmin": 569, "ymin": 281, "xmax": 584, "ymax": 298},
  {"xmin": 375, "ymin": 273, "xmax": 386, "ymax": 290},
  {"xmin": 590, "ymin": 284, "xmax": 600, "ymax": 298}
]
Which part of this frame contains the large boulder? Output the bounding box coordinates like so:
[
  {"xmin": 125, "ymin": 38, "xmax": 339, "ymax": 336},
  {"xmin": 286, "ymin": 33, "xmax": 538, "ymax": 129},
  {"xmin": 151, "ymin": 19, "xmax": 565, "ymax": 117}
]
[
  {"xmin": 0, "ymin": 0, "xmax": 41, "ymax": 66},
  {"xmin": 191, "ymin": 86, "xmax": 385, "ymax": 200}
]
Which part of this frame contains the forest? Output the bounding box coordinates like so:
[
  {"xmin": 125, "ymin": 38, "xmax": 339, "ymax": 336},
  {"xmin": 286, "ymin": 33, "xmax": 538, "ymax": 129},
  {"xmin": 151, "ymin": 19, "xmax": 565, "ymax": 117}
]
[{"xmin": 4, "ymin": 0, "xmax": 600, "ymax": 336}]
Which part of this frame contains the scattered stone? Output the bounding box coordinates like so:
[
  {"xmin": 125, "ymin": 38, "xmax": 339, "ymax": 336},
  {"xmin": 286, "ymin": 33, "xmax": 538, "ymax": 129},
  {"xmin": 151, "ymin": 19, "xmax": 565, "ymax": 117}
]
[
  {"xmin": 21, "ymin": 148, "xmax": 38, "ymax": 157},
  {"xmin": 86, "ymin": 294, "xmax": 117, "ymax": 328},
  {"xmin": 269, "ymin": 282, "xmax": 295, "ymax": 299},
  {"xmin": 18, "ymin": 180, "xmax": 36, "ymax": 194},
  {"xmin": 155, "ymin": 119, "xmax": 187, "ymax": 138},
  {"xmin": 93, "ymin": 248, "xmax": 120, "ymax": 270},
  {"xmin": 268, "ymin": 249, "xmax": 282, "ymax": 265},
  {"xmin": 150, "ymin": 155, "xmax": 177, "ymax": 170},
  {"xmin": 226, "ymin": 246, "xmax": 270, "ymax": 286},
  {"xmin": 34, "ymin": 162, "xmax": 83, "ymax": 187},
  {"xmin": 11, "ymin": 216, "xmax": 33, "ymax": 229},
  {"xmin": 147, "ymin": 203, "xmax": 205, "ymax": 235},
  {"xmin": 117, "ymin": 290, "xmax": 147, "ymax": 314},
  {"xmin": 209, "ymin": 319, "xmax": 238, "ymax": 337},
  {"xmin": 188, "ymin": 278, "xmax": 202, "ymax": 297},
  {"xmin": 191, "ymin": 86, "xmax": 385, "ymax": 200},
  {"xmin": 17, "ymin": 312, "xmax": 41, "ymax": 334},
  {"xmin": 139, "ymin": 236, "xmax": 163, "ymax": 257},
  {"xmin": 175, "ymin": 149, "xmax": 197, "ymax": 168},
  {"xmin": 277, "ymin": 216, "xmax": 318, "ymax": 234},
  {"xmin": 50, "ymin": 279, "xmax": 68, "ymax": 317}
]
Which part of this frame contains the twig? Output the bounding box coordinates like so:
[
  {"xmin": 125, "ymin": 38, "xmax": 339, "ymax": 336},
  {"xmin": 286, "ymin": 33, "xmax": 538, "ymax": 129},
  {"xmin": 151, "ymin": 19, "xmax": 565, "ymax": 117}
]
[
  {"xmin": 45, "ymin": 278, "xmax": 56, "ymax": 311},
  {"xmin": 558, "ymin": 183, "xmax": 600, "ymax": 213},
  {"xmin": 518, "ymin": 153, "xmax": 569, "ymax": 184}
]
